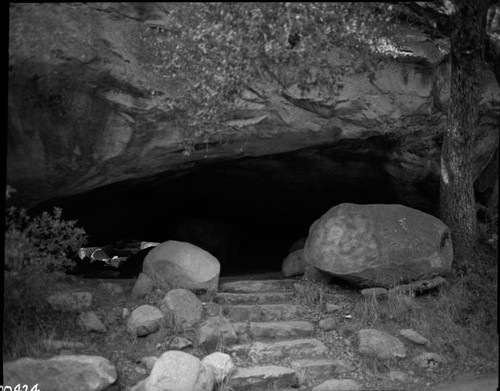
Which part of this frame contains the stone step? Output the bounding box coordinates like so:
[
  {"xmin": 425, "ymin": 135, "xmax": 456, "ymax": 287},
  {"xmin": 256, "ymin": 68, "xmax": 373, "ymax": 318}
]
[
  {"xmin": 290, "ymin": 358, "xmax": 355, "ymax": 385},
  {"xmin": 227, "ymin": 365, "xmax": 298, "ymax": 391},
  {"xmin": 229, "ymin": 338, "xmax": 329, "ymax": 364},
  {"xmin": 215, "ymin": 291, "xmax": 296, "ymax": 305},
  {"xmin": 230, "ymin": 321, "xmax": 315, "ymax": 341},
  {"xmin": 249, "ymin": 321, "xmax": 315, "ymax": 341},
  {"xmin": 219, "ymin": 279, "xmax": 297, "ymax": 293},
  {"xmin": 223, "ymin": 304, "xmax": 306, "ymax": 322}
]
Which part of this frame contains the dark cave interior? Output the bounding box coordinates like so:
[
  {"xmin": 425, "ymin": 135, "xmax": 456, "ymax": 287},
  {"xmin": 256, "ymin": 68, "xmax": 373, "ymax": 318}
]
[{"xmin": 29, "ymin": 141, "xmax": 441, "ymax": 277}]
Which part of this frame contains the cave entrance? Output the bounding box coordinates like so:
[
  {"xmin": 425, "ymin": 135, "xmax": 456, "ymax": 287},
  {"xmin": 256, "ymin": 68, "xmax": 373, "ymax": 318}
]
[{"xmin": 30, "ymin": 140, "xmax": 439, "ymax": 278}]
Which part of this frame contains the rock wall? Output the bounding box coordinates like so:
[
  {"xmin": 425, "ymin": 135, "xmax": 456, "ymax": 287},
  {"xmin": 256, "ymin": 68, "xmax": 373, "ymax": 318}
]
[{"xmin": 8, "ymin": 3, "xmax": 499, "ymax": 208}]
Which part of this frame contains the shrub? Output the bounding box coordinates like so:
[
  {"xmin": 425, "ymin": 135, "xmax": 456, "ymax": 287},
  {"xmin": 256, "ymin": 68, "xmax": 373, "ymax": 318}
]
[
  {"xmin": 5, "ymin": 206, "xmax": 87, "ymax": 275},
  {"xmin": 4, "ymin": 191, "xmax": 87, "ymax": 359}
]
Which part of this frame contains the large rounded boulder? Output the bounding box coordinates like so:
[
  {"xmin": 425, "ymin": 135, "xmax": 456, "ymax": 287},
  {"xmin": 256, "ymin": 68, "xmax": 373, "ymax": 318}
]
[
  {"xmin": 304, "ymin": 203, "xmax": 453, "ymax": 287},
  {"xmin": 143, "ymin": 240, "xmax": 220, "ymax": 291}
]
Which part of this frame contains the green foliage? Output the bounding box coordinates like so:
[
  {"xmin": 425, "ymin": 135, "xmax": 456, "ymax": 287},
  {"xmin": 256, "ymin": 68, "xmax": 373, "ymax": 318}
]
[
  {"xmin": 147, "ymin": 3, "xmax": 398, "ymax": 143},
  {"xmin": 5, "ymin": 206, "xmax": 87, "ymax": 274},
  {"xmin": 4, "ymin": 192, "xmax": 88, "ymax": 359}
]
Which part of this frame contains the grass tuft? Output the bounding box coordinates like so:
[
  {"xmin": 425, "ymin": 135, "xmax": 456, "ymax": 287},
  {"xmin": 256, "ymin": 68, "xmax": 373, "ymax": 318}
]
[{"xmin": 299, "ymin": 279, "xmax": 329, "ymax": 309}]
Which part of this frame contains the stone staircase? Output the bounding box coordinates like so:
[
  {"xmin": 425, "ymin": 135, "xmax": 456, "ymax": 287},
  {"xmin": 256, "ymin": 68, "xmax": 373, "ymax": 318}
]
[{"xmin": 211, "ymin": 278, "xmax": 353, "ymax": 390}]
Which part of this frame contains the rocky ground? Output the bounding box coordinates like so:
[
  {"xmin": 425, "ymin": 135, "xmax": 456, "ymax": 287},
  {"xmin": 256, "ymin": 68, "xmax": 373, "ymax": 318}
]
[{"xmin": 4, "ymin": 266, "xmax": 498, "ymax": 391}]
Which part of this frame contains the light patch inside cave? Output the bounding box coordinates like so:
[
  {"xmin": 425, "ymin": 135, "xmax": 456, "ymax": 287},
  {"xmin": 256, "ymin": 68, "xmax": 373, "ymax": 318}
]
[{"xmin": 30, "ymin": 140, "xmax": 441, "ymax": 277}]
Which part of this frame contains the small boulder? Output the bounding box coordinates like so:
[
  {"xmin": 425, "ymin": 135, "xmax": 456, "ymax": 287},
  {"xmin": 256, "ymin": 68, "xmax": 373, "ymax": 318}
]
[
  {"xmin": 126, "ymin": 305, "xmax": 164, "ymax": 337},
  {"xmin": 197, "ymin": 317, "xmax": 238, "ymax": 353},
  {"xmin": 48, "ymin": 291, "xmax": 93, "ymax": 312},
  {"xmin": 358, "ymin": 329, "xmax": 406, "ymax": 359},
  {"xmin": 282, "ymin": 249, "xmax": 306, "ymax": 277},
  {"xmin": 145, "ymin": 350, "xmax": 214, "ymax": 391},
  {"xmin": 3, "ymin": 355, "xmax": 117, "ymax": 391},
  {"xmin": 78, "ymin": 312, "xmax": 106, "ymax": 333},
  {"xmin": 160, "ymin": 288, "xmax": 203, "ymax": 328},
  {"xmin": 143, "ymin": 240, "xmax": 220, "ymax": 291},
  {"xmin": 167, "ymin": 336, "xmax": 193, "ymax": 350},
  {"xmin": 304, "ymin": 203, "xmax": 453, "ymax": 287},
  {"xmin": 132, "ymin": 273, "xmax": 154, "ymax": 298},
  {"xmin": 201, "ymin": 352, "xmax": 235, "ymax": 384},
  {"xmin": 289, "ymin": 237, "xmax": 307, "ymax": 253},
  {"xmin": 140, "ymin": 356, "xmax": 158, "ymax": 371}
]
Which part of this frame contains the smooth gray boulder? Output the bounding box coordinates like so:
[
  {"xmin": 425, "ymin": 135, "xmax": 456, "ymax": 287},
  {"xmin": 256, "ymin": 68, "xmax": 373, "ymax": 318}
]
[
  {"xmin": 143, "ymin": 240, "xmax": 220, "ymax": 291},
  {"xmin": 282, "ymin": 249, "xmax": 306, "ymax": 277},
  {"xmin": 144, "ymin": 350, "xmax": 214, "ymax": 391},
  {"xmin": 304, "ymin": 203, "xmax": 453, "ymax": 287},
  {"xmin": 126, "ymin": 305, "xmax": 164, "ymax": 337}
]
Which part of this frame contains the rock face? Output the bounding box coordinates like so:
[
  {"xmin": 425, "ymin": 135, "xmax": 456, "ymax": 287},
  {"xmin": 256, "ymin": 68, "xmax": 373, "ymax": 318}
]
[
  {"xmin": 7, "ymin": 3, "xmax": 499, "ymax": 211},
  {"xmin": 143, "ymin": 240, "xmax": 220, "ymax": 291},
  {"xmin": 3, "ymin": 355, "xmax": 117, "ymax": 391},
  {"xmin": 304, "ymin": 203, "xmax": 453, "ymax": 287}
]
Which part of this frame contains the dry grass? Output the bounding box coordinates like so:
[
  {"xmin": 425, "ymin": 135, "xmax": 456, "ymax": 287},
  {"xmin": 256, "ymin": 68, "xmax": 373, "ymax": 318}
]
[
  {"xmin": 298, "ymin": 278, "xmax": 330, "ymax": 309},
  {"xmin": 197, "ymin": 287, "xmax": 219, "ymax": 304},
  {"xmin": 299, "ymin": 241, "xmax": 498, "ymax": 377},
  {"xmin": 361, "ymin": 354, "xmax": 400, "ymax": 374},
  {"xmin": 215, "ymin": 364, "xmax": 236, "ymax": 391}
]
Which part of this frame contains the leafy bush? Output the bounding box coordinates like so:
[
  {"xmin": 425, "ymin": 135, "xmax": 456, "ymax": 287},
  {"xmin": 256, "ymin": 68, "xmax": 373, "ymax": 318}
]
[
  {"xmin": 4, "ymin": 189, "xmax": 87, "ymax": 359},
  {"xmin": 5, "ymin": 206, "xmax": 87, "ymax": 275}
]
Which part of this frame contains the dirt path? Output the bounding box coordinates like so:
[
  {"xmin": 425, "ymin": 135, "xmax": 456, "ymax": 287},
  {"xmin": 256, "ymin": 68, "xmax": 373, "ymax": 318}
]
[{"xmin": 432, "ymin": 372, "xmax": 498, "ymax": 391}]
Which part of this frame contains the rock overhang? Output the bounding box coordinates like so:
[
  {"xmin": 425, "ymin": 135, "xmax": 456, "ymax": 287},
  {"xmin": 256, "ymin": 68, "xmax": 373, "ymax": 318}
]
[{"xmin": 7, "ymin": 3, "xmax": 499, "ymax": 274}]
